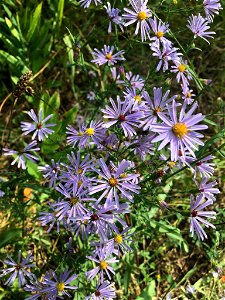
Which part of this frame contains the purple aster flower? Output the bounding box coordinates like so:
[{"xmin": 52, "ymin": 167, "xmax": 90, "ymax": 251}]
[
  {"xmin": 122, "ymin": 0, "xmax": 152, "ymax": 42},
  {"xmin": 20, "ymin": 109, "xmax": 56, "ymax": 141},
  {"xmin": 171, "ymin": 59, "xmax": 192, "ymax": 87},
  {"xmin": 85, "ymin": 280, "xmax": 116, "ymax": 299},
  {"xmin": 85, "ymin": 204, "xmax": 117, "ymax": 240},
  {"xmin": 0, "ymin": 250, "xmax": 35, "ymax": 287},
  {"xmin": 89, "ymin": 158, "xmax": 140, "ymax": 208},
  {"xmin": 66, "ymin": 121, "xmax": 85, "ymax": 147},
  {"xmin": 181, "ymin": 84, "xmax": 195, "ymax": 105},
  {"xmin": 104, "ymin": 2, "xmax": 124, "ymax": 33},
  {"xmin": 126, "ymin": 134, "xmax": 155, "ymax": 161},
  {"xmin": 187, "ymin": 14, "xmax": 215, "ymax": 44},
  {"xmin": 102, "ymin": 96, "xmax": 143, "ymax": 137},
  {"xmin": 87, "ymin": 91, "xmax": 96, "ymax": 101},
  {"xmin": 66, "ymin": 120, "xmax": 106, "ymax": 148},
  {"xmin": 149, "ymin": 17, "xmax": 171, "ymax": 46},
  {"xmin": 91, "ymin": 45, "xmax": 125, "ymax": 66},
  {"xmin": 38, "ymin": 159, "xmax": 61, "ymax": 188},
  {"xmin": 194, "ymin": 155, "xmax": 215, "ymax": 178},
  {"xmin": 105, "ymin": 226, "xmax": 133, "ymax": 256},
  {"xmin": 79, "ymin": 0, "xmax": 102, "ymax": 9},
  {"xmin": 123, "ymin": 87, "xmax": 146, "ymax": 110},
  {"xmin": 86, "ymin": 246, "xmax": 118, "ymax": 283},
  {"xmin": 140, "ymin": 88, "xmax": 177, "ymax": 130},
  {"xmin": 3, "ymin": 141, "xmax": 40, "ymax": 170},
  {"xmin": 190, "ymin": 194, "xmax": 216, "ymax": 240},
  {"xmin": 196, "ymin": 177, "xmax": 220, "ymax": 202},
  {"xmin": 63, "ymin": 151, "xmax": 94, "ymax": 176},
  {"xmin": 101, "ymin": 134, "xmax": 119, "ymax": 151},
  {"xmin": 151, "ymin": 41, "xmax": 182, "ymax": 72},
  {"xmin": 24, "ymin": 279, "xmax": 48, "ymax": 300},
  {"xmin": 41, "ymin": 269, "xmax": 78, "ymax": 299},
  {"xmin": 124, "ymin": 71, "xmax": 145, "ymax": 90},
  {"xmin": 53, "ymin": 183, "xmax": 94, "ymax": 221},
  {"xmin": 203, "ymin": 0, "xmax": 222, "ymax": 22},
  {"xmin": 151, "ymin": 100, "xmax": 208, "ymax": 161},
  {"xmin": 39, "ymin": 202, "xmax": 61, "ymax": 233}
]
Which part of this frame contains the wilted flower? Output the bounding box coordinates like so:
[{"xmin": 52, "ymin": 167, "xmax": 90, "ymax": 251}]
[
  {"xmin": 3, "ymin": 141, "xmax": 40, "ymax": 170},
  {"xmin": 104, "ymin": 2, "xmax": 124, "ymax": 33},
  {"xmin": 190, "ymin": 194, "xmax": 216, "ymax": 240},
  {"xmin": 203, "ymin": 0, "xmax": 223, "ymax": 22},
  {"xmin": 187, "ymin": 14, "xmax": 215, "ymax": 44}
]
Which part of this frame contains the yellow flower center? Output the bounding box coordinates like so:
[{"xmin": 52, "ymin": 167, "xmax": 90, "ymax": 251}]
[
  {"xmin": 105, "ymin": 53, "xmax": 112, "ymax": 60},
  {"xmin": 78, "ymin": 180, "xmax": 83, "ymax": 187},
  {"xmin": 137, "ymin": 11, "xmax": 147, "ymax": 21},
  {"xmin": 153, "ymin": 106, "xmax": 161, "ymax": 114},
  {"xmin": 114, "ymin": 234, "xmax": 123, "ymax": 244},
  {"xmin": 70, "ymin": 197, "xmax": 79, "ymax": 205},
  {"xmin": 57, "ymin": 282, "xmax": 65, "ymax": 292},
  {"xmin": 168, "ymin": 161, "xmax": 176, "ymax": 168},
  {"xmin": 108, "ymin": 177, "xmax": 118, "ymax": 187},
  {"xmin": 156, "ymin": 31, "xmax": 164, "ymax": 38},
  {"xmin": 187, "ymin": 92, "xmax": 191, "ymax": 98},
  {"xmin": 78, "ymin": 167, "xmax": 83, "ymax": 175},
  {"xmin": 134, "ymin": 95, "xmax": 142, "ymax": 103},
  {"xmin": 172, "ymin": 123, "xmax": 188, "ymax": 138},
  {"xmin": 100, "ymin": 260, "xmax": 108, "ymax": 270},
  {"xmin": 178, "ymin": 64, "xmax": 186, "ymax": 72},
  {"xmin": 120, "ymin": 173, "xmax": 127, "ymax": 178},
  {"xmin": 78, "ymin": 131, "xmax": 83, "ymax": 136},
  {"xmin": 85, "ymin": 127, "xmax": 95, "ymax": 136}
]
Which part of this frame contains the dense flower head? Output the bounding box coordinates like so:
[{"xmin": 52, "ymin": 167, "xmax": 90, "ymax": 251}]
[
  {"xmin": 91, "ymin": 45, "xmax": 125, "ymax": 66},
  {"xmin": 123, "ymin": 0, "xmax": 152, "ymax": 41},
  {"xmin": 187, "ymin": 14, "xmax": 216, "ymax": 44},
  {"xmin": 20, "ymin": 108, "xmax": 56, "ymax": 141},
  {"xmin": 171, "ymin": 59, "xmax": 192, "ymax": 87},
  {"xmin": 151, "ymin": 100, "xmax": 208, "ymax": 161}
]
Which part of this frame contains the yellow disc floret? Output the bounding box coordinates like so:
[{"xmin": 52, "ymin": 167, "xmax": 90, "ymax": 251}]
[
  {"xmin": 134, "ymin": 95, "xmax": 142, "ymax": 103},
  {"xmin": 105, "ymin": 53, "xmax": 112, "ymax": 60},
  {"xmin": 172, "ymin": 123, "xmax": 188, "ymax": 138},
  {"xmin": 156, "ymin": 31, "xmax": 164, "ymax": 38},
  {"xmin": 57, "ymin": 282, "xmax": 65, "ymax": 292},
  {"xmin": 178, "ymin": 64, "xmax": 186, "ymax": 72},
  {"xmin": 187, "ymin": 92, "xmax": 191, "ymax": 98},
  {"xmin": 108, "ymin": 177, "xmax": 118, "ymax": 187},
  {"xmin": 85, "ymin": 127, "xmax": 95, "ymax": 136},
  {"xmin": 137, "ymin": 11, "xmax": 147, "ymax": 21},
  {"xmin": 70, "ymin": 197, "xmax": 79, "ymax": 205},
  {"xmin": 114, "ymin": 234, "xmax": 123, "ymax": 244},
  {"xmin": 100, "ymin": 260, "xmax": 108, "ymax": 270}
]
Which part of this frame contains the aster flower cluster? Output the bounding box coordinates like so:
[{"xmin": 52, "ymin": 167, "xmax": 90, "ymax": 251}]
[{"xmin": 1, "ymin": 0, "xmax": 223, "ymax": 299}]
